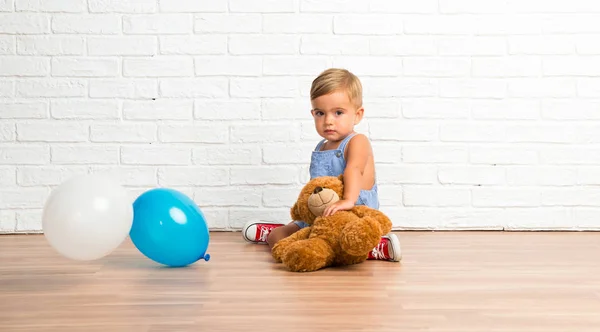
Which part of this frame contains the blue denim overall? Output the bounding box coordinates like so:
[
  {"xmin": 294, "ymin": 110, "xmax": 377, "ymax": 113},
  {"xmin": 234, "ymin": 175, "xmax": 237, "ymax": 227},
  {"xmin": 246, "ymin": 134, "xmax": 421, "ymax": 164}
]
[{"xmin": 294, "ymin": 133, "xmax": 379, "ymax": 229}]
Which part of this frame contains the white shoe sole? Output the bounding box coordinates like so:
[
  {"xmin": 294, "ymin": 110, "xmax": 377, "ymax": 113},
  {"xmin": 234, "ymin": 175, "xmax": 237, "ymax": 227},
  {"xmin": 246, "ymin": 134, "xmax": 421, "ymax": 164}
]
[{"xmin": 386, "ymin": 233, "xmax": 402, "ymax": 262}]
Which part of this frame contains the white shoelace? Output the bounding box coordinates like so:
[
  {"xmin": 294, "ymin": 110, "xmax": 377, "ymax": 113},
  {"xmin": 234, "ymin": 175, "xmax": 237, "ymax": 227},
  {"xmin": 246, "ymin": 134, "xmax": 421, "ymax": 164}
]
[
  {"xmin": 258, "ymin": 226, "xmax": 271, "ymax": 242},
  {"xmin": 370, "ymin": 241, "xmax": 388, "ymax": 260}
]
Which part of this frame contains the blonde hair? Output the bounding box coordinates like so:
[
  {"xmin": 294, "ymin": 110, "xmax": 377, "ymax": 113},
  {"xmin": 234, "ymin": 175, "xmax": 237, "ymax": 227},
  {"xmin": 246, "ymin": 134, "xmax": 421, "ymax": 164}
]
[{"xmin": 310, "ymin": 68, "xmax": 363, "ymax": 108}]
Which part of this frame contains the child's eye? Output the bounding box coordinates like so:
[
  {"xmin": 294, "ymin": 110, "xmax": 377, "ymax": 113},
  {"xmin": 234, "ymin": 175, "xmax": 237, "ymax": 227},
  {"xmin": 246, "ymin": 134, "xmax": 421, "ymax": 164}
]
[
  {"xmin": 336, "ymin": 111, "xmax": 343, "ymax": 116},
  {"xmin": 315, "ymin": 111, "xmax": 324, "ymax": 116}
]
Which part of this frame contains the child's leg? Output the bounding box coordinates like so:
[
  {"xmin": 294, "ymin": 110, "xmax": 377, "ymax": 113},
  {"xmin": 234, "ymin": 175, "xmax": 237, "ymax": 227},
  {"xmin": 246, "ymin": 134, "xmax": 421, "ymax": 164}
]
[
  {"xmin": 266, "ymin": 222, "xmax": 301, "ymax": 250},
  {"xmin": 367, "ymin": 233, "xmax": 402, "ymax": 262},
  {"xmin": 242, "ymin": 220, "xmax": 305, "ymax": 248}
]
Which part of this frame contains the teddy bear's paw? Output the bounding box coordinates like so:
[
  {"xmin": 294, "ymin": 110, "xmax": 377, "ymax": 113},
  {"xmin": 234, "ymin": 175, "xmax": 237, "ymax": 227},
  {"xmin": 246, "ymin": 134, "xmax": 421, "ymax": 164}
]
[
  {"xmin": 271, "ymin": 243, "xmax": 284, "ymax": 263},
  {"xmin": 340, "ymin": 217, "xmax": 381, "ymax": 256}
]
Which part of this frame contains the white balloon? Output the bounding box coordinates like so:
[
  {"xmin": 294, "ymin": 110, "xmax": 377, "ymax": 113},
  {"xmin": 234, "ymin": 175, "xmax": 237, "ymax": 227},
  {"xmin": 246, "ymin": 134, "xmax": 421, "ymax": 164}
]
[{"xmin": 42, "ymin": 174, "xmax": 133, "ymax": 261}]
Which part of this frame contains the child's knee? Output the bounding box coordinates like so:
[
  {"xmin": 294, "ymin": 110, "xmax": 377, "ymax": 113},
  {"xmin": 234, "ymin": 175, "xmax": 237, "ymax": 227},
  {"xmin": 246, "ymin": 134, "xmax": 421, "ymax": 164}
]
[{"xmin": 267, "ymin": 224, "xmax": 298, "ymax": 247}]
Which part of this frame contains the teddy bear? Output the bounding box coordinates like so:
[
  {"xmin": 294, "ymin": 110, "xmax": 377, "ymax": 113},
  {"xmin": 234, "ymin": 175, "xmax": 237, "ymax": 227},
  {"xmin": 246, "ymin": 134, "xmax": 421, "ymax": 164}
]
[{"xmin": 271, "ymin": 175, "xmax": 392, "ymax": 272}]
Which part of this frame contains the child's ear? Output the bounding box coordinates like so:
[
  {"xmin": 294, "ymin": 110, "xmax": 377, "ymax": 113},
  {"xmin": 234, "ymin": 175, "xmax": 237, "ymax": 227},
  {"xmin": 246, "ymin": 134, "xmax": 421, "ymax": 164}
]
[{"xmin": 354, "ymin": 107, "xmax": 364, "ymax": 124}]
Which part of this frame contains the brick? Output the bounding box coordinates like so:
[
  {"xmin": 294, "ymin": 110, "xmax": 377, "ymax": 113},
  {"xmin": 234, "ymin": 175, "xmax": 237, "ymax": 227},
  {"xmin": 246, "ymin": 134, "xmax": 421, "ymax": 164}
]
[
  {"xmin": 404, "ymin": 186, "xmax": 471, "ymax": 207},
  {"xmin": 262, "ymin": 187, "xmax": 298, "ymax": 207},
  {"xmin": 262, "ymin": 99, "xmax": 311, "ymax": 120},
  {"xmin": 301, "ymin": 0, "xmax": 367, "ymax": 12},
  {"xmin": 123, "ymin": 14, "xmax": 192, "ymax": 34},
  {"xmin": 264, "ymin": 14, "xmax": 332, "ymax": 33},
  {"xmin": 200, "ymin": 209, "xmax": 228, "ymax": 230},
  {"xmin": 542, "ymin": 14, "xmax": 600, "ymax": 34},
  {"xmin": 475, "ymin": 14, "xmax": 542, "ymax": 35},
  {"xmin": 572, "ymin": 208, "xmax": 600, "ymax": 230},
  {"xmin": 263, "ymin": 56, "xmax": 328, "ymax": 76},
  {"xmin": 577, "ymin": 78, "xmax": 600, "ymax": 97},
  {"xmin": 90, "ymin": 79, "xmax": 157, "ymax": 99},
  {"xmin": 369, "ymin": 142, "xmax": 402, "ymax": 164},
  {"xmin": 0, "ymin": 123, "xmax": 14, "ymax": 142},
  {"xmin": 439, "ymin": 166, "xmax": 505, "ymax": 185},
  {"xmin": 473, "ymin": 188, "xmax": 540, "ymax": 207},
  {"xmin": 160, "ymin": 36, "xmax": 225, "ymax": 55},
  {"xmin": 403, "ymin": 145, "xmax": 468, "ymax": 163},
  {"xmin": 362, "ymin": 77, "xmax": 437, "ymax": 98},
  {"xmin": 438, "ymin": 36, "xmax": 506, "ymax": 56},
  {"xmin": 230, "ymin": 0, "xmax": 294, "ymax": 13},
  {"xmin": 404, "ymin": 57, "xmax": 470, "ymax": 77},
  {"xmin": 404, "ymin": 15, "xmax": 473, "ymax": 35},
  {"xmin": 194, "ymin": 187, "xmax": 261, "ymax": 207},
  {"xmin": 542, "ymin": 188, "xmax": 600, "ymax": 207},
  {"xmin": 371, "ymin": 0, "xmax": 437, "ymax": 13},
  {"xmin": 123, "ymin": 56, "xmax": 193, "ymax": 77},
  {"xmin": 377, "ymin": 184, "xmax": 403, "ymax": 207},
  {"xmin": 472, "ymin": 100, "xmax": 540, "ymax": 120},
  {"xmin": 262, "ymin": 143, "xmax": 318, "ymax": 164},
  {"xmin": 89, "ymin": 0, "xmax": 156, "ymax": 13},
  {"xmin": 504, "ymin": 208, "xmax": 572, "ymax": 231},
  {"xmin": 0, "ymin": 0, "xmax": 12, "ymax": 11},
  {"xmin": 231, "ymin": 124, "xmax": 301, "ymax": 143},
  {"xmin": 473, "ymin": 56, "xmax": 541, "ymax": 77},
  {"xmin": 229, "ymin": 208, "xmax": 289, "ymax": 227},
  {"xmin": 52, "ymin": 146, "xmax": 118, "ymax": 164},
  {"xmin": 0, "ymin": 14, "xmax": 49, "ymax": 33},
  {"xmin": 333, "ymin": 56, "xmax": 402, "ymax": 77},
  {"xmin": 123, "ymin": 100, "xmax": 193, "ymax": 120},
  {"xmin": 440, "ymin": 78, "xmax": 506, "ymax": 98},
  {"xmin": 17, "ymin": 122, "xmax": 88, "ymax": 142},
  {"xmin": 159, "ymin": 0, "xmax": 225, "ymax": 12},
  {"xmin": 195, "ymin": 100, "xmax": 261, "ymax": 120},
  {"xmin": 0, "ymin": 56, "xmax": 49, "ymax": 76},
  {"xmin": 0, "ymin": 188, "xmax": 48, "ymax": 208},
  {"xmin": 16, "ymin": 0, "xmax": 85, "ymax": 12},
  {"xmin": 0, "ymin": 211, "xmax": 16, "ymax": 233},
  {"xmin": 195, "ymin": 56, "xmax": 261, "ymax": 76},
  {"xmin": 17, "ymin": 166, "xmax": 88, "ymax": 186},
  {"xmin": 231, "ymin": 166, "xmax": 298, "ymax": 185},
  {"xmin": 0, "ymin": 146, "xmax": 49, "ymax": 164},
  {"xmin": 16, "ymin": 210, "xmax": 44, "ymax": 232},
  {"xmin": 0, "ymin": 80, "xmax": 13, "ymax": 96},
  {"xmin": 121, "ymin": 146, "xmax": 190, "ymax": 165},
  {"xmin": 52, "ymin": 57, "xmax": 119, "ymax": 77},
  {"xmin": 544, "ymin": 56, "xmax": 600, "ymax": 76},
  {"xmin": 362, "ymin": 99, "xmax": 400, "ymax": 118},
  {"xmin": 576, "ymin": 35, "xmax": 600, "ymax": 55},
  {"xmin": 158, "ymin": 166, "xmax": 228, "ymax": 186},
  {"xmin": 540, "ymin": 147, "xmax": 600, "ymax": 165},
  {"xmin": 230, "ymin": 77, "xmax": 298, "ymax": 97},
  {"xmin": 371, "ymin": 36, "xmax": 437, "ymax": 56},
  {"xmin": 334, "ymin": 14, "xmax": 402, "ymax": 35},
  {"xmin": 439, "ymin": 0, "xmax": 505, "ymax": 13},
  {"xmin": 194, "ymin": 14, "xmax": 261, "ymax": 33},
  {"xmin": 0, "ymin": 36, "xmax": 15, "ymax": 54},
  {"xmin": 52, "ymin": 14, "xmax": 120, "ymax": 34},
  {"xmin": 193, "ymin": 146, "xmax": 261, "ymax": 165},
  {"xmin": 543, "ymin": 100, "xmax": 600, "ymax": 120},
  {"xmin": 16, "ymin": 79, "xmax": 87, "ymax": 97},
  {"xmin": 376, "ymin": 164, "xmax": 437, "ymax": 184},
  {"xmin": 441, "ymin": 123, "xmax": 505, "ymax": 142},
  {"xmin": 506, "ymin": 124, "xmax": 576, "ymax": 143},
  {"xmin": 507, "ymin": 167, "xmax": 577, "ymax": 186},
  {"xmin": 402, "ymin": 99, "xmax": 469, "ymax": 119},
  {"xmin": 301, "ymin": 35, "xmax": 369, "ymax": 55},
  {"xmin": 17, "ymin": 36, "xmax": 84, "ymax": 55},
  {"xmin": 510, "ymin": 35, "xmax": 575, "ymax": 55},
  {"xmin": 370, "ymin": 121, "xmax": 438, "ymax": 141},
  {"xmin": 90, "ymin": 166, "xmax": 157, "ymax": 186},
  {"xmin": 51, "ymin": 100, "xmax": 119, "ymax": 120},
  {"xmin": 508, "ymin": 78, "xmax": 576, "ymax": 97},
  {"xmin": 229, "ymin": 35, "xmax": 299, "ymax": 55},
  {"xmin": 158, "ymin": 124, "xmax": 228, "ymax": 143},
  {"xmin": 0, "ymin": 102, "xmax": 47, "ymax": 119},
  {"xmin": 578, "ymin": 167, "xmax": 600, "ymax": 185},
  {"xmin": 470, "ymin": 145, "xmax": 538, "ymax": 165},
  {"xmin": 88, "ymin": 36, "xmax": 157, "ymax": 56},
  {"xmin": 159, "ymin": 78, "xmax": 228, "ymax": 98},
  {"xmin": 0, "ymin": 167, "xmax": 16, "ymax": 185},
  {"xmin": 91, "ymin": 123, "xmax": 156, "ymax": 143}
]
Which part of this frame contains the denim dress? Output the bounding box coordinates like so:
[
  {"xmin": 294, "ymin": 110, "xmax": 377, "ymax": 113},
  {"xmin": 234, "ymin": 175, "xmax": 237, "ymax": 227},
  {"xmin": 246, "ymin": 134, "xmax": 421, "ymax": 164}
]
[{"xmin": 294, "ymin": 133, "xmax": 379, "ymax": 229}]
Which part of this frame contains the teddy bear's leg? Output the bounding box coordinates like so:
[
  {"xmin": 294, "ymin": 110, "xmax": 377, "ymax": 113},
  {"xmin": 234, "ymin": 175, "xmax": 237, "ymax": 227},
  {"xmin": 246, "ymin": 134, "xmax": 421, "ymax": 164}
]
[
  {"xmin": 281, "ymin": 237, "xmax": 335, "ymax": 272},
  {"xmin": 271, "ymin": 227, "xmax": 311, "ymax": 263},
  {"xmin": 340, "ymin": 216, "xmax": 383, "ymax": 257}
]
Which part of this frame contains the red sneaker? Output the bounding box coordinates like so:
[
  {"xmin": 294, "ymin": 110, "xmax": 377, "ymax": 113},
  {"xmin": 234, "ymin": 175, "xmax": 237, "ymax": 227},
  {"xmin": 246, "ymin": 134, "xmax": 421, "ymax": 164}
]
[
  {"xmin": 368, "ymin": 233, "xmax": 402, "ymax": 262},
  {"xmin": 242, "ymin": 220, "xmax": 284, "ymax": 244}
]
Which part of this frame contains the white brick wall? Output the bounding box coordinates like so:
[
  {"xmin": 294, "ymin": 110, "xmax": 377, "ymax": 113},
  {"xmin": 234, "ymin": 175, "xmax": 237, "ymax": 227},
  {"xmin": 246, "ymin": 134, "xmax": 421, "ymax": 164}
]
[{"xmin": 1, "ymin": 0, "xmax": 600, "ymax": 233}]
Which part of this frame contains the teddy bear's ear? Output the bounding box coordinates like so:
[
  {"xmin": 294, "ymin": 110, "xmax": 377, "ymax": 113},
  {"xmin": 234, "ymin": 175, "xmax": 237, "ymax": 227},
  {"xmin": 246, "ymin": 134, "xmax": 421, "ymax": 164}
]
[
  {"xmin": 338, "ymin": 174, "xmax": 344, "ymax": 183},
  {"xmin": 291, "ymin": 201, "xmax": 301, "ymax": 221}
]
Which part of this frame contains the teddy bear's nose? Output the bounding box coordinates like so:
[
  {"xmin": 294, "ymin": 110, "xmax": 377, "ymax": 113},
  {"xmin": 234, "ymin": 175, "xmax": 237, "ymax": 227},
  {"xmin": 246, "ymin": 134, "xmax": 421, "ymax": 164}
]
[{"xmin": 313, "ymin": 186, "xmax": 323, "ymax": 194}]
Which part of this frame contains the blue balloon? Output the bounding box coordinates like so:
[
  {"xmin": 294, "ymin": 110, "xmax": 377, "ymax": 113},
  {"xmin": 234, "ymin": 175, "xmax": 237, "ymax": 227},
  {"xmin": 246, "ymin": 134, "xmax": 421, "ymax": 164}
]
[{"xmin": 130, "ymin": 188, "xmax": 210, "ymax": 267}]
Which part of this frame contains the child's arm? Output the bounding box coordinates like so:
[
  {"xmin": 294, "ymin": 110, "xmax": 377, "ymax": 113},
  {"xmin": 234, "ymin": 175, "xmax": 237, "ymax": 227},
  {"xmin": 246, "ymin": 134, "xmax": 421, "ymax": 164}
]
[{"xmin": 323, "ymin": 134, "xmax": 372, "ymax": 217}]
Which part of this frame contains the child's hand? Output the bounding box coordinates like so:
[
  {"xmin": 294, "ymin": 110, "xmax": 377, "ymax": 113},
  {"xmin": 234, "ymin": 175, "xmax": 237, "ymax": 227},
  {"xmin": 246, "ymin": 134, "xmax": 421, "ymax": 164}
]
[{"xmin": 322, "ymin": 199, "xmax": 355, "ymax": 217}]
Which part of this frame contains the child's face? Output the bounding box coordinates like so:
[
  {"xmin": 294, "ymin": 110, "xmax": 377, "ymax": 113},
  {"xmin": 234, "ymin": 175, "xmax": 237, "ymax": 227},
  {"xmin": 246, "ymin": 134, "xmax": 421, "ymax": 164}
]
[{"xmin": 310, "ymin": 90, "xmax": 363, "ymax": 142}]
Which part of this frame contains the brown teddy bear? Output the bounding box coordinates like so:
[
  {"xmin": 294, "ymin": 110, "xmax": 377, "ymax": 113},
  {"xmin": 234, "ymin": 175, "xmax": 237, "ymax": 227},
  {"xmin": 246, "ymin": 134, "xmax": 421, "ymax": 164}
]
[{"xmin": 271, "ymin": 175, "xmax": 392, "ymax": 272}]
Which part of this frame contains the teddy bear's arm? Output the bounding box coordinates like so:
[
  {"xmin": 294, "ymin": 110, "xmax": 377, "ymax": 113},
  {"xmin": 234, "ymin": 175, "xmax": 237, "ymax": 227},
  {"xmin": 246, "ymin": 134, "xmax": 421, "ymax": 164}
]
[{"xmin": 271, "ymin": 227, "xmax": 311, "ymax": 263}]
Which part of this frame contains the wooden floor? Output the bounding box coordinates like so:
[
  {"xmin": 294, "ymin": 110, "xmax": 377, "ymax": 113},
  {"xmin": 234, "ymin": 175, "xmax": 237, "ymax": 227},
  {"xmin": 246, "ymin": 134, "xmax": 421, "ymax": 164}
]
[{"xmin": 1, "ymin": 231, "xmax": 600, "ymax": 332}]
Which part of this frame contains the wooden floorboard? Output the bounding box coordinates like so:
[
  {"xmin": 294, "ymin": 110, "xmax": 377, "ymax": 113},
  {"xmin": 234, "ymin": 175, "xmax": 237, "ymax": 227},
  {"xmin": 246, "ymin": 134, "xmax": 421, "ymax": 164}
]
[{"xmin": 1, "ymin": 231, "xmax": 599, "ymax": 331}]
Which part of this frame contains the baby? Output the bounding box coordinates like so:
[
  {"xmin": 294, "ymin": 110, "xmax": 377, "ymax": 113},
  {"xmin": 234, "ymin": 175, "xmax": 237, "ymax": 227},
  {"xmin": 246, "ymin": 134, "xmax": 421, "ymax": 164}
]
[{"xmin": 243, "ymin": 68, "xmax": 401, "ymax": 262}]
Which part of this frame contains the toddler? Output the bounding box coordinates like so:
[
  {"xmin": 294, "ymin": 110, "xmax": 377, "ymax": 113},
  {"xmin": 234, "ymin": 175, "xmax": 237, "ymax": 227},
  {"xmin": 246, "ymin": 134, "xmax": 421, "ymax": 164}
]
[{"xmin": 242, "ymin": 68, "xmax": 401, "ymax": 262}]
